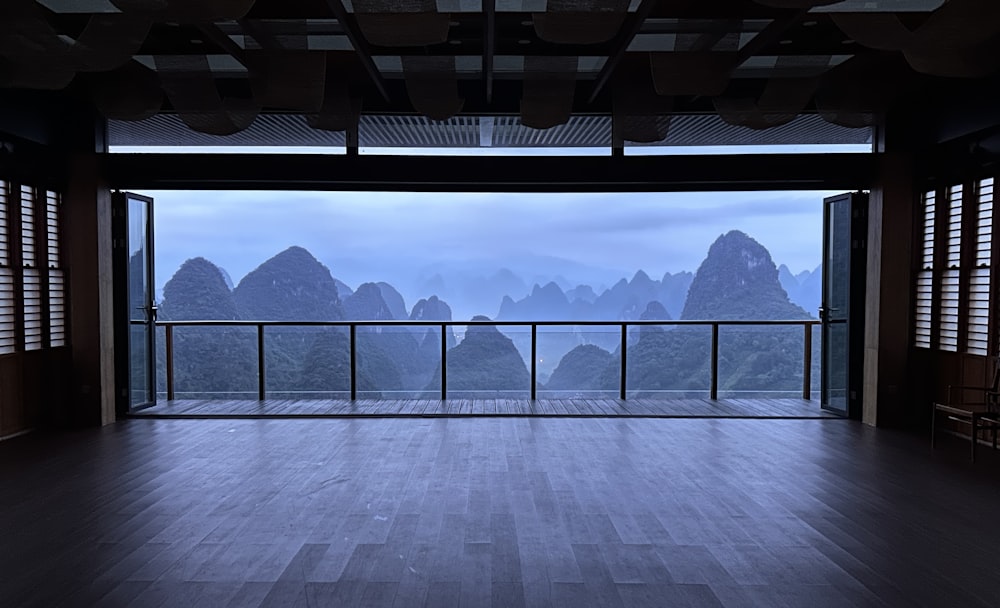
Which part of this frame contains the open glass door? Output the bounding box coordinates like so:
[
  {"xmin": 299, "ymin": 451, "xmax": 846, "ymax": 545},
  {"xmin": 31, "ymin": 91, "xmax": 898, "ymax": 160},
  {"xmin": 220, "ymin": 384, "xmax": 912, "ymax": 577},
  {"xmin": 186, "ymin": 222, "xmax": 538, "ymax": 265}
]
[
  {"xmin": 821, "ymin": 192, "xmax": 867, "ymax": 417},
  {"xmin": 114, "ymin": 191, "xmax": 156, "ymax": 411}
]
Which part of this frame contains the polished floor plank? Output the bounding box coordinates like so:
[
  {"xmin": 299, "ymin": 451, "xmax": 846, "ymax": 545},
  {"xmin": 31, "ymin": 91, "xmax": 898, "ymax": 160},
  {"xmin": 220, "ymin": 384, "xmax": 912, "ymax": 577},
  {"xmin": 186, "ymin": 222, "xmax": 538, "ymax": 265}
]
[
  {"xmin": 132, "ymin": 397, "xmax": 836, "ymax": 418},
  {"xmin": 4, "ymin": 418, "xmax": 1000, "ymax": 607}
]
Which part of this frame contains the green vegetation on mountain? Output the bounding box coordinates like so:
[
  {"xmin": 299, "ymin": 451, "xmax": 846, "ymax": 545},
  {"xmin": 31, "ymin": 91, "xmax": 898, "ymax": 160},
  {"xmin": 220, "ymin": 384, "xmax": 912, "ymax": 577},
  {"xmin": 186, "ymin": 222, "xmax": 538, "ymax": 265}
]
[
  {"xmin": 545, "ymin": 344, "xmax": 615, "ymax": 395},
  {"xmin": 156, "ymin": 231, "xmax": 817, "ymax": 400},
  {"xmin": 682, "ymin": 231, "xmax": 809, "ymax": 321},
  {"xmin": 425, "ymin": 316, "xmax": 530, "ymax": 397}
]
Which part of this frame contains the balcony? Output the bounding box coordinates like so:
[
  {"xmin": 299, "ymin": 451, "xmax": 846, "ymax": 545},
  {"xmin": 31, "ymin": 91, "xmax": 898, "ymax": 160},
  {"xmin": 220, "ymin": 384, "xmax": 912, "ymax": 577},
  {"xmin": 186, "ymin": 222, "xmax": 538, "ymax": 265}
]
[{"xmin": 132, "ymin": 319, "xmax": 834, "ymax": 418}]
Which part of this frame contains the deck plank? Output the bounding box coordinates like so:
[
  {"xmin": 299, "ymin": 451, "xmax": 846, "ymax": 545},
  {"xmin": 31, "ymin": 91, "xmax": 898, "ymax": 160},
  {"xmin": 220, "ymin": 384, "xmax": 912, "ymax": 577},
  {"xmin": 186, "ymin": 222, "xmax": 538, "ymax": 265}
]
[{"xmin": 133, "ymin": 396, "xmax": 832, "ymax": 419}]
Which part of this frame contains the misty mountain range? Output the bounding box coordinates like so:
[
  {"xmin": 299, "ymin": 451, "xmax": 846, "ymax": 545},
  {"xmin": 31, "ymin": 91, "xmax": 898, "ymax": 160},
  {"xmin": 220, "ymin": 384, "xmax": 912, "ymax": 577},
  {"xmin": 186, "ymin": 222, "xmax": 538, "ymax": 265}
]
[
  {"xmin": 152, "ymin": 230, "xmax": 817, "ymax": 399},
  {"xmin": 159, "ymin": 246, "xmax": 820, "ymax": 325}
]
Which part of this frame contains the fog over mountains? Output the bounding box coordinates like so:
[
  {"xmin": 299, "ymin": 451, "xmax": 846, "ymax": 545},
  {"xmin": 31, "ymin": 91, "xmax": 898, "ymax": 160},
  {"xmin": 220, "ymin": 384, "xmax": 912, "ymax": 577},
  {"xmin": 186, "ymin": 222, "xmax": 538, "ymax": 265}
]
[{"xmin": 155, "ymin": 230, "xmax": 818, "ymax": 399}]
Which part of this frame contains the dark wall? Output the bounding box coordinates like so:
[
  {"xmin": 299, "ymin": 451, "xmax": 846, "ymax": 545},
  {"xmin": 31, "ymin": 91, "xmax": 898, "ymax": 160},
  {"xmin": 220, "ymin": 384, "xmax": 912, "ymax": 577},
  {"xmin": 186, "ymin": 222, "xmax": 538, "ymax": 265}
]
[{"xmin": 0, "ymin": 91, "xmax": 110, "ymax": 437}]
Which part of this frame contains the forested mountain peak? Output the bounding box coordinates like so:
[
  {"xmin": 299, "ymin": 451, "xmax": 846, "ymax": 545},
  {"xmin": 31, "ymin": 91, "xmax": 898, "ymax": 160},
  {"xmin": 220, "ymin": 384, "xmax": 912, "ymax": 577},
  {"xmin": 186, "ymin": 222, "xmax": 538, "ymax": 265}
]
[
  {"xmin": 545, "ymin": 344, "xmax": 615, "ymax": 392},
  {"xmin": 376, "ymin": 282, "xmax": 408, "ymax": 320},
  {"xmin": 410, "ymin": 295, "xmax": 452, "ymax": 321},
  {"xmin": 426, "ymin": 315, "xmax": 529, "ymax": 394},
  {"xmin": 233, "ymin": 246, "xmax": 344, "ymax": 320},
  {"xmin": 160, "ymin": 257, "xmax": 238, "ymax": 321},
  {"xmin": 344, "ymin": 282, "xmax": 395, "ymax": 320},
  {"xmin": 681, "ymin": 230, "xmax": 810, "ymax": 321},
  {"xmin": 640, "ymin": 300, "xmax": 670, "ymax": 321}
]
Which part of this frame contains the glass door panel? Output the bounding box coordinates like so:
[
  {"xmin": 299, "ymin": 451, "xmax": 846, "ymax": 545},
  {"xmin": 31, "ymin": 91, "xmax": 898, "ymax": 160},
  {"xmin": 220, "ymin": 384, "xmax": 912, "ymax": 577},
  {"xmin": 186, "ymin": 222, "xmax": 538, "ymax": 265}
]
[
  {"xmin": 821, "ymin": 192, "xmax": 866, "ymax": 416},
  {"xmin": 119, "ymin": 192, "xmax": 156, "ymax": 409}
]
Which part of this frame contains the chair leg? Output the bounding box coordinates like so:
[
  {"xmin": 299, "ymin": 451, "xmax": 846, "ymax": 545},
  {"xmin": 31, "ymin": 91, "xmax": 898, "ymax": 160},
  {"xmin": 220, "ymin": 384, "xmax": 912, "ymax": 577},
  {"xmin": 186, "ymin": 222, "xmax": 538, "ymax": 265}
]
[
  {"xmin": 972, "ymin": 416, "xmax": 978, "ymax": 463},
  {"xmin": 931, "ymin": 406, "xmax": 937, "ymax": 448}
]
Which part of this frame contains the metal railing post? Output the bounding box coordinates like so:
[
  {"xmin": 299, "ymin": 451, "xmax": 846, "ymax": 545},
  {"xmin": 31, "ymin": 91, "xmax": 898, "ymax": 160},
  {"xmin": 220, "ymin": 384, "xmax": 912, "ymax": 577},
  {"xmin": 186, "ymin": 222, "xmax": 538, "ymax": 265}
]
[
  {"xmin": 531, "ymin": 324, "xmax": 537, "ymax": 400},
  {"xmin": 350, "ymin": 324, "xmax": 357, "ymax": 401},
  {"xmin": 803, "ymin": 322, "xmax": 812, "ymax": 400},
  {"xmin": 165, "ymin": 324, "xmax": 174, "ymax": 401},
  {"xmin": 710, "ymin": 323, "xmax": 719, "ymax": 400},
  {"xmin": 257, "ymin": 324, "xmax": 265, "ymax": 401},
  {"xmin": 441, "ymin": 323, "xmax": 448, "ymax": 400},
  {"xmin": 620, "ymin": 323, "xmax": 627, "ymax": 400}
]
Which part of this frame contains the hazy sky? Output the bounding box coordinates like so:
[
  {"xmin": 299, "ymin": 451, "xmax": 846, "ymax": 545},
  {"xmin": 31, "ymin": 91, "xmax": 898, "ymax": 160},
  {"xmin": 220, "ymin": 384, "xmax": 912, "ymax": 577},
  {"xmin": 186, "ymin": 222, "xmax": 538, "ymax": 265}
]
[{"xmin": 143, "ymin": 189, "xmax": 838, "ymax": 300}]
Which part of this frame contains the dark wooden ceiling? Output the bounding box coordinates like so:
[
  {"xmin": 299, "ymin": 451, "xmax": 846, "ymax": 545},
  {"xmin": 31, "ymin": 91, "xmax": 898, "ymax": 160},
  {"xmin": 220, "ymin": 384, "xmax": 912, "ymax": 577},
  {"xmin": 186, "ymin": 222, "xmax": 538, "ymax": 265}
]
[{"xmin": 2, "ymin": 0, "xmax": 998, "ymax": 147}]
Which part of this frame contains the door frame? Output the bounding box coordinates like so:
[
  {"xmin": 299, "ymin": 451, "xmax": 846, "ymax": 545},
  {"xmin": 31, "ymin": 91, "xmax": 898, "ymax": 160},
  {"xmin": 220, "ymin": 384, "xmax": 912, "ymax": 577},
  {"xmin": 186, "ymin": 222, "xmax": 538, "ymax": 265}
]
[
  {"xmin": 112, "ymin": 191, "xmax": 156, "ymax": 415},
  {"xmin": 821, "ymin": 191, "xmax": 868, "ymax": 419}
]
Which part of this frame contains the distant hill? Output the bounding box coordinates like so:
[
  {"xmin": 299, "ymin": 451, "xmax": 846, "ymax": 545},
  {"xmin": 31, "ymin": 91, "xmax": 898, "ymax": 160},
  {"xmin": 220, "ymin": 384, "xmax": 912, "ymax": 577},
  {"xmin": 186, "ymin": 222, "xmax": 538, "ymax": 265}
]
[
  {"xmin": 344, "ymin": 282, "xmax": 395, "ymax": 321},
  {"xmin": 376, "ymin": 282, "xmax": 408, "ymax": 321},
  {"xmin": 156, "ymin": 257, "xmax": 255, "ymax": 399},
  {"xmin": 682, "ymin": 231, "xmax": 810, "ymax": 320},
  {"xmin": 233, "ymin": 246, "xmax": 344, "ymax": 320},
  {"xmin": 595, "ymin": 231, "xmax": 815, "ymax": 398},
  {"xmin": 778, "ymin": 264, "xmax": 821, "ymax": 318},
  {"xmin": 544, "ymin": 344, "xmax": 615, "ymax": 395},
  {"xmin": 159, "ymin": 257, "xmax": 238, "ymax": 321},
  {"xmin": 496, "ymin": 270, "xmax": 689, "ymax": 322},
  {"xmin": 426, "ymin": 316, "xmax": 530, "ymax": 397},
  {"xmin": 497, "ymin": 281, "xmax": 570, "ymax": 320}
]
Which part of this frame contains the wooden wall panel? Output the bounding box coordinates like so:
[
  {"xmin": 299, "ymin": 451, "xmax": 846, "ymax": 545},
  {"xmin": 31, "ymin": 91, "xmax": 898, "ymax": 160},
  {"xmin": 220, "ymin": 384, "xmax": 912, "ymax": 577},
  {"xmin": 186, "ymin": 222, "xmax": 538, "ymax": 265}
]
[
  {"xmin": 864, "ymin": 150, "xmax": 915, "ymax": 427},
  {"xmin": 0, "ymin": 355, "xmax": 23, "ymax": 438},
  {"xmin": 65, "ymin": 154, "xmax": 115, "ymax": 426}
]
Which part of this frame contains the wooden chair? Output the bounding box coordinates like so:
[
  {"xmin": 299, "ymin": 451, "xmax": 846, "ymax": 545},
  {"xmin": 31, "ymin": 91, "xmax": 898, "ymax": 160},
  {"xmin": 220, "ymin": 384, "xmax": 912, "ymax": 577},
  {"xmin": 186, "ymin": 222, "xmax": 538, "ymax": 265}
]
[{"xmin": 932, "ymin": 365, "xmax": 1000, "ymax": 462}]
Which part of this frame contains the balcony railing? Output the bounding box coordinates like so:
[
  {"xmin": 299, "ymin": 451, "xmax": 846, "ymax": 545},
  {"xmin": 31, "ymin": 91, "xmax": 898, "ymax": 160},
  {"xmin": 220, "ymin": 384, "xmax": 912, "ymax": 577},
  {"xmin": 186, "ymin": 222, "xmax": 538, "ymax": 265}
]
[{"xmin": 155, "ymin": 319, "xmax": 821, "ymax": 401}]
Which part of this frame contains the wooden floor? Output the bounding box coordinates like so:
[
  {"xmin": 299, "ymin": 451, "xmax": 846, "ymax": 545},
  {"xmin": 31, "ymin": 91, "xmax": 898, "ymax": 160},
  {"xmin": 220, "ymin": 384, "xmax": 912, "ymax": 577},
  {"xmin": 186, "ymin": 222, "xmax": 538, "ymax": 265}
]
[
  {"xmin": 131, "ymin": 397, "xmax": 837, "ymax": 419},
  {"xmin": 3, "ymin": 417, "xmax": 1000, "ymax": 607}
]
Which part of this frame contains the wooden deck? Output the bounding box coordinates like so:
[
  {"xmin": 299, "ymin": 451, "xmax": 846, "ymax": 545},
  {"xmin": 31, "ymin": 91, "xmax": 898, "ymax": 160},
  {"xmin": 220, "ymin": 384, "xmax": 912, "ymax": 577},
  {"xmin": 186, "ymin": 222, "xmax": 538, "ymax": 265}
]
[{"xmin": 130, "ymin": 397, "xmax": 838, "ymax": 418}]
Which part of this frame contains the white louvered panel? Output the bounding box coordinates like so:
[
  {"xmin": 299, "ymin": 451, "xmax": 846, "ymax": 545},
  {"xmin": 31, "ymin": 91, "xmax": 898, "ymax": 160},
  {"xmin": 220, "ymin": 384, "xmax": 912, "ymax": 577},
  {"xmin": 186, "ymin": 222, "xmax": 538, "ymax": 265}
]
[
  {"xmin": 20, "ymin": 185, "xmax": 35, "ymax": 267},
  {"xmin": 915, "ymin": 190, "xmax": 935, "ymax": 349},
  {"xmin": 0, "ymin": 269, "xmax": 14, "ymax": 354},
  {"xmin": 975, "ymin": 178, "xmax": 993, "ymax": 266},
  {"xmin": 915, "ymin": 271, "xmax": 933, "ymax": 348},
  {"xmin": 939, "ymin": 270, "xmax": 960, "ymax": 351},
  {"xmin": 46, "ymin": 190, "xmax": 60, "ymax": 267},
  {"xmin": 946, "ymin": 185, "xmax": 962, "ymax": 267},
  {"xmin": 921, "ymin": 190, "xmax": 935, "ymax": 269},
  {"xmin": 49, "ymin": 270, "xmax": 65, "ymax": 347},
  {"xmin": 22, "ymin": 268, "xmax": 42, "ymax": 351},
  {"xmin": 964, "ymin": 179, "xmax": 994, "ymax": 356},
  {"xmin": 967, "ymin": 269, "xmax": 991, "ymax": 355}
]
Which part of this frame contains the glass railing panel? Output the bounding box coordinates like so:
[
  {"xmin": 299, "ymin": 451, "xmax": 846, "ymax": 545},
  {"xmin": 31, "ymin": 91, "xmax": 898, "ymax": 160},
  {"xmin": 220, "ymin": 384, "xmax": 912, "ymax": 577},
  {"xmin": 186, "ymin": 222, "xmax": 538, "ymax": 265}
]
[
  {"xmin": 627, "ymin": 324, "xmax": 710, "ymax": 400},
  {"xmin": 811, "ymin": 323, "xmax": 821, "ymax": 401},
  {"xmin": 355, "ymin": 324, "xmax": 442, "ymax": 400},
  {"xmin": 445, "ymin": 324, "xmax": 531, "ymax": 399},
  {"xmin": 717, "ymin": 323, "xmax": 806, "ymax": 400},
  {"xmin": 170, "ymin": 325, "xmax": 258, "ymax": 399},
  {"xmin": 154, "ymin": 323, "xmax": 167, "ymax": 400},
  {"xmin": 535, "ymin": 325, "xmax": 620, "ymax": 399},
  {"xmin": 265, "ymin": 325, "xmax": 350, "ymax": 399}
]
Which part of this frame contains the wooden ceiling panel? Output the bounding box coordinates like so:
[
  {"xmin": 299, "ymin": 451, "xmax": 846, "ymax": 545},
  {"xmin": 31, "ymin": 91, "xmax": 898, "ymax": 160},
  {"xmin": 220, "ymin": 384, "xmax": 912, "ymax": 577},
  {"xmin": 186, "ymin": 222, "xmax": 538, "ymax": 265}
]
[{"xmin": 2, "ymin": 0, "xmax": 992, "ymax": 142}]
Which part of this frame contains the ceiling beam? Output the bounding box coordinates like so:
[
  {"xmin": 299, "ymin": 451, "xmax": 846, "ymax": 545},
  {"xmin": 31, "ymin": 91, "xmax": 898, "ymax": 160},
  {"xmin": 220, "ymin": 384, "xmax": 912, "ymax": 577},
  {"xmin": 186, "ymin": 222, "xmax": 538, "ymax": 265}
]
[
  {"xmin": 587, "ymin": 0, "xmax": 661, "ymax": 104},
  {"xmin": 105, "ymin": 152, "xmax": 876, "ymax": 192},
  {"xmin": 323, "ymin": 0, "xmax": 391, "ymax": 103},
  {"xmin": 734, "ymin": 9, "xmax": 809, "ymax": 65},
  {"xmin": 197, "ymin": 24, "xmax": 249, "ymax": 67},
  {"xmin": 484, "ymin": 0, "xmax": 496, "ymax": 104}
]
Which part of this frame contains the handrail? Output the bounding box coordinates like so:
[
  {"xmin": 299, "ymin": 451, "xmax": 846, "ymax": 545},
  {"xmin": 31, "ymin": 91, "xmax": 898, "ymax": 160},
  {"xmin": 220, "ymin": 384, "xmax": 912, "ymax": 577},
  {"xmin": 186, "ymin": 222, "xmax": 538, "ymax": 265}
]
[
  {"xmin": 155, "ymin": 319, "xmax": 821, "ymax": 402},
  {"xmin": 156, "ymin": 319, "xmax": 818, "ymax": 327}
]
